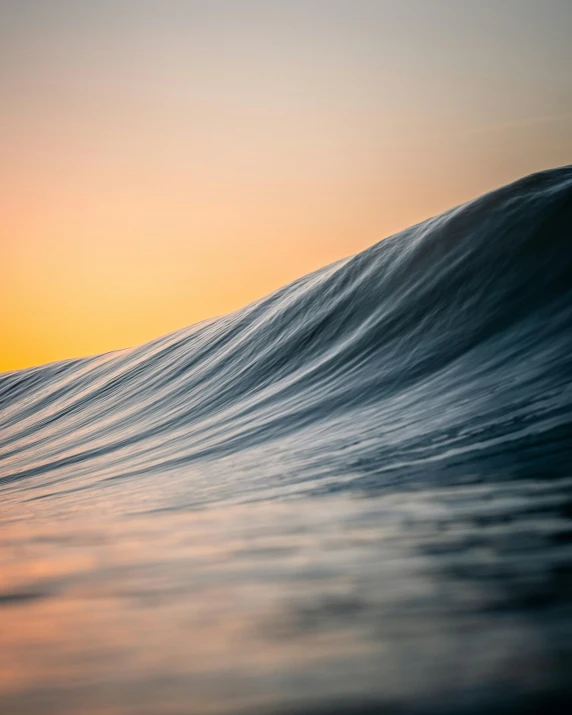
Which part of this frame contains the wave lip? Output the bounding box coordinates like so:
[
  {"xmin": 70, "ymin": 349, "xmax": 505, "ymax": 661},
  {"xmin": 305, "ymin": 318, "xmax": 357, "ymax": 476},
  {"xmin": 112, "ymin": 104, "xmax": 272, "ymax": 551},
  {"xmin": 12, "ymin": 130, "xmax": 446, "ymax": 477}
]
[{"xmin": 1, "ymin": 166, "xmax": 572, "ymax": 502}]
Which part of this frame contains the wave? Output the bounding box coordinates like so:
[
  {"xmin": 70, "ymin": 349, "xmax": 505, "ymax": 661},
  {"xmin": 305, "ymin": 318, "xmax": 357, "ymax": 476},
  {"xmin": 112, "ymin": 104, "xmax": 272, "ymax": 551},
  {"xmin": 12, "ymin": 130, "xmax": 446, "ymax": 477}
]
[{"xmin": 2, "ymin": 166, "xmax": 572, "ymax": 503}]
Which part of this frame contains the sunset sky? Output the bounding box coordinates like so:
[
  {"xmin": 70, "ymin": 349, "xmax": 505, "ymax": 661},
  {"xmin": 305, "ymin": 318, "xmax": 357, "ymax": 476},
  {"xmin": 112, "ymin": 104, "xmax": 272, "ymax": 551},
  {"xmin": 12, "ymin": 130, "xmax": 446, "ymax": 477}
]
[{"xmin": 2, "ymin": 0, "xmax": 571, "ymax": 372}]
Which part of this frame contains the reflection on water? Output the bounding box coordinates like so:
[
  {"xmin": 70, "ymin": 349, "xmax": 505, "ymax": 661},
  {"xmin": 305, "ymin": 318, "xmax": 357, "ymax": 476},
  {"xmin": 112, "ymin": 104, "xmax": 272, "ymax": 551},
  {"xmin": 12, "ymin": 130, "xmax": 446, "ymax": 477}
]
[{"xmin": 1, "ymin": 481, "xmax": 571, "ymax": 714}]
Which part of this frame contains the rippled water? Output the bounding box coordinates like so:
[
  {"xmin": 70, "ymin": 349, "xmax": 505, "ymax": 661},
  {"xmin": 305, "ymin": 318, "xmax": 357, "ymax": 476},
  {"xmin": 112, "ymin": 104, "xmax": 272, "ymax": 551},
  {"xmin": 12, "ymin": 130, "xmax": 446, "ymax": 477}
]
[{"xmin": 1, "ymin": 167, "xmax": 572, "ymax": 713}]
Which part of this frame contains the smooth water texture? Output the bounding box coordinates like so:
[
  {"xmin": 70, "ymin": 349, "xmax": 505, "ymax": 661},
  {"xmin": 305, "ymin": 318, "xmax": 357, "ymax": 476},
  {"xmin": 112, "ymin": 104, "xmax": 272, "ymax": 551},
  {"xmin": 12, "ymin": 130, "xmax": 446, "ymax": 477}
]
[{"xmin": 1, "ymin": 167, "xmax": 572, "ymax": 713}]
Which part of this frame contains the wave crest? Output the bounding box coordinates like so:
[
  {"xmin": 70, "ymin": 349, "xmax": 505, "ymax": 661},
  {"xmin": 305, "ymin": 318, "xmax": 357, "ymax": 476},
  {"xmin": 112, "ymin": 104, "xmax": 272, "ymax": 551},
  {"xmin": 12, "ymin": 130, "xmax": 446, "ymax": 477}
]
[{"xmin": 2, "ymin": 166, "xmax": 572, "ymax": 499}]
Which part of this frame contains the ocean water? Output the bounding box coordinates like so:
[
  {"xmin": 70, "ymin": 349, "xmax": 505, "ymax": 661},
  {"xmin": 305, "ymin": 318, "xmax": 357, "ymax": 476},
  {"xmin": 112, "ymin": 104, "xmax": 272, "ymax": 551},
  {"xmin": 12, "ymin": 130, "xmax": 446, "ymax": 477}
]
[{"xmin": 1, "ymin": 166, "xmax": 572, "ymax": 714}]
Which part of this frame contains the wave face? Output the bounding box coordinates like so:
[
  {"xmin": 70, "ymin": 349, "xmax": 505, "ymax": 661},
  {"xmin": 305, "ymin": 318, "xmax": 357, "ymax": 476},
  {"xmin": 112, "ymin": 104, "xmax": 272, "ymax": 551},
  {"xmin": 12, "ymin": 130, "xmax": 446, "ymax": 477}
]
[{"xmin": 2, "ymin": 166, "xmax": 572, "ymax": 502}]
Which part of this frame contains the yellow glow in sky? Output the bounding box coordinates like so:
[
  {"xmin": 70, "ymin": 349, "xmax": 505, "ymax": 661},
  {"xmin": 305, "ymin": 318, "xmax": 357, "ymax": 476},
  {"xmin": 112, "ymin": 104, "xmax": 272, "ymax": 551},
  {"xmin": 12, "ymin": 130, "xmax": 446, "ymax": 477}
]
[{"xmin": 1, "ymin": 1, "xmax": 571, "ymax": 371}]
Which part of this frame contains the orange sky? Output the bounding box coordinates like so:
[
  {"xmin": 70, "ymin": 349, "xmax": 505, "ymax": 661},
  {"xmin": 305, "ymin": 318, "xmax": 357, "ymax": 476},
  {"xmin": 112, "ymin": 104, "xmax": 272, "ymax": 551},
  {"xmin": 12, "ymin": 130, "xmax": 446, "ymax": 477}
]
[{"xmin": 2, "ymin": 0, "xmax": 572, "ymax": 372}]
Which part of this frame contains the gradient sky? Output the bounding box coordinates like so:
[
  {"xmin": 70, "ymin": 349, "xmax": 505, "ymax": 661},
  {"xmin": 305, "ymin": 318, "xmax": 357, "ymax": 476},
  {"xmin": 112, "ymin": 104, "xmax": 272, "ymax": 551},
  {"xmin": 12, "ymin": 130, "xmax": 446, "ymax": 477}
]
[{"xmin": 1, "ymin": 0, "xmax": 571, "ymax": 371}]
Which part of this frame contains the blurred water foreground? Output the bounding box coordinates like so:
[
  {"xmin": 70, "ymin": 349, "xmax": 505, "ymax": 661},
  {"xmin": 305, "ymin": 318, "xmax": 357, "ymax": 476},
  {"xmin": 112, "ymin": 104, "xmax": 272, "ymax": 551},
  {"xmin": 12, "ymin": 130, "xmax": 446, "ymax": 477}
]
[{"xmin": 1, "ymin": 479, "xmax": 571, "ymax": 714}]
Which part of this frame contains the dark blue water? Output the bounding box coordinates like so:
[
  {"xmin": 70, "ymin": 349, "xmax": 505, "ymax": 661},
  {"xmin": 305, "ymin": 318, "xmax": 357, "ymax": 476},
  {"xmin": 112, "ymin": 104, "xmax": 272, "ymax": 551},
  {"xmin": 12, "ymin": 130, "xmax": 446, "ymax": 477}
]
[{"xmin": 1, "ymin": 167, "xmax": 571, "ymax": 714}]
